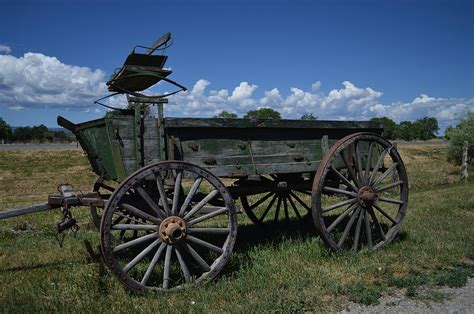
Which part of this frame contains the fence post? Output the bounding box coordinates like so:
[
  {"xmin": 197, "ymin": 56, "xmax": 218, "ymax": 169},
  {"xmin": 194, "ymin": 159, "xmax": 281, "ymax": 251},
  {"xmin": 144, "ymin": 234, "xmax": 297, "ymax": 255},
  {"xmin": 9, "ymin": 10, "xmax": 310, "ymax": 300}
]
[{"xmin": 461, "ymin": 141, "xmax": 469, "ymax": 181}]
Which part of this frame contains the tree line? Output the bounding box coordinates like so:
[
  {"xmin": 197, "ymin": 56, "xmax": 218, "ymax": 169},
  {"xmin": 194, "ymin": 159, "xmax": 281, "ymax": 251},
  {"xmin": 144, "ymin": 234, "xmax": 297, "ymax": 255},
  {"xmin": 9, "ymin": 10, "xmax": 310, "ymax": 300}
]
[
  {"xmin": 214, "ymin": 109, "xmax": 439, "ymax": 141},
  {"xmin": 0, "ymin": 117, "xmax": 73, "ymax": 143},
  {"xmin": 368, "ymin": 116, "xmax": 439, "ymax": 141}
]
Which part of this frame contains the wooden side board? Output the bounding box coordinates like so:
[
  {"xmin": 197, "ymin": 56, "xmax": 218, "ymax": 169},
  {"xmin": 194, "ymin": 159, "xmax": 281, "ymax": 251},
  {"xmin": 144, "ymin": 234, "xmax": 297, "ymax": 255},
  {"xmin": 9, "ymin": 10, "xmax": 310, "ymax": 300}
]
[{"xmin": 164, "ymin": 118, "xmax": 383, "ymax": 178}]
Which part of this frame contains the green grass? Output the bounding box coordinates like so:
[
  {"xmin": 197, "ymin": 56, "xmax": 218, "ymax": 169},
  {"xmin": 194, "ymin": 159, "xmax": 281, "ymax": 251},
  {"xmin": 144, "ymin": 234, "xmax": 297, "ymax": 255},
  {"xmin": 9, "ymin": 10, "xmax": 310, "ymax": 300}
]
[{"xmin": 1, "ymin": 145, "xmax": 473, "ymax": 312}]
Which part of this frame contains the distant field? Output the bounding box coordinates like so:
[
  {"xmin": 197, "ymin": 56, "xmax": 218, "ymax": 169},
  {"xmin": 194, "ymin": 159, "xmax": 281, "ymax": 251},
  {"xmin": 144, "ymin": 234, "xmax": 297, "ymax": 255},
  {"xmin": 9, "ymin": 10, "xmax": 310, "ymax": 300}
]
[
  {"xmin": 0, "ymin": 143, "xmax": 473, "ymax": 312},
  {"xmin": 0, "ymin": 143, "xmax": 81, "ymax": 151}
]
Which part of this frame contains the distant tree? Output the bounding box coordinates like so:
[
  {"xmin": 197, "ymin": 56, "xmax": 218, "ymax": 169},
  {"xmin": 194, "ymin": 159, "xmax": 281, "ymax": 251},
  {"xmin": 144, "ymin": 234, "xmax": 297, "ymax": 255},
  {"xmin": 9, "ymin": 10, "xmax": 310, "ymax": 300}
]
[
  {"xmin": 244, "ymin": 108, "xmax": 281, "ymax": 120},
  {"xmin": 444, "ymin": 125, "xmax": 453, "ymax": 140},
  {"xmin": 214, "ymin": 111, "xmax": 238, "ymax": 119},
  {"xmin": 13, "ymin": 126, "xmax": 32, "ymax": 142},
  {"xmin": 370, "ymin": 117, "xmax": 398, "ymax": 140},
  {"xmin": 398, "ymin": 121, "xmax": 415, "ymax": 141},
  {"xmin": 446, "ymin": 112, "xmax": 474, "ymax": 164},
  {"xmin": 31, "ymin": 124, "xmax": 49, "ymax": 142},
  {"xmin": 413, "ymin": 117, "xmax": 439, "ymax": 140},
  {"xmin": 0, "ymin": 117, "xmax": 12, "ymax": 141},
  {"xmin": 50, "ymin": 131, "xmax": 73, "ymax": 143},
  {"xmin": 300, "ymin": 113, "xmax": 318, "ymax": 120}
]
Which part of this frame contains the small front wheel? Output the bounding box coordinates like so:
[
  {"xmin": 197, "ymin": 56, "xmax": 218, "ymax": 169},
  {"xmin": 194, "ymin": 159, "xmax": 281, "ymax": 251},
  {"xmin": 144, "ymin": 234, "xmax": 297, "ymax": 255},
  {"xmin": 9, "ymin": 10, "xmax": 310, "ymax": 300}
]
[{"xmin": 100, "ymin": 161, "xmax": 238, "ymax": 293}]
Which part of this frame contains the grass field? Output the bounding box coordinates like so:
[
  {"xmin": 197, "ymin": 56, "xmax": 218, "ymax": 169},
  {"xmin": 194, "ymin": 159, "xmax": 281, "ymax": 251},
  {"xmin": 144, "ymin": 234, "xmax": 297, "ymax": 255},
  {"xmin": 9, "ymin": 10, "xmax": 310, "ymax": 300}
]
[{"xmin": 0, "ymin": 144, "xmax": 473, "ymax": 312}]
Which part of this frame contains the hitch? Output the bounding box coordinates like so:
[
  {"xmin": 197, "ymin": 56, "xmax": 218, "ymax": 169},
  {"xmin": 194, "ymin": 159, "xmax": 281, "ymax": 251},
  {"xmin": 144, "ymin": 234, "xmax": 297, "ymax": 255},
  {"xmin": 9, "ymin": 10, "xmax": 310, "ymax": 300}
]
[{"xmin": 0, "ymin": 184, "xmax": 105, "ymax": 247}]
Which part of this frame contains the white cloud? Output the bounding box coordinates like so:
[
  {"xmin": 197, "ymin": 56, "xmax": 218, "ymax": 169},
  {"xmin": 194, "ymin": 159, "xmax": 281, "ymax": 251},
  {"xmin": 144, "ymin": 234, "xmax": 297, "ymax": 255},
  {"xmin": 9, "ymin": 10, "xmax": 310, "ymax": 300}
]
[
  {"xmin": 311, "ymin": 81, "xmax": 322, "ymax": 91},
  {"xmin": 0, "ymin": 45, "xmax": 11, "ymax": 54},
  {"xmin": 228, "ymin": 82, "xmax": 258, "ymax": 102},
  {"xmin": 8, "ymin": 105, "xmax": 25, "ymax": 111},
  {"xmin": 0, "ymin": 52, "xmax": 107, "ymax": 110},
  {"xmin": 166, "ymin": 80, "xmax": 473, "ymax": 132},
  {"xmin": 0, "ymin": 50, "xmax": 471, "ymax": 131}
]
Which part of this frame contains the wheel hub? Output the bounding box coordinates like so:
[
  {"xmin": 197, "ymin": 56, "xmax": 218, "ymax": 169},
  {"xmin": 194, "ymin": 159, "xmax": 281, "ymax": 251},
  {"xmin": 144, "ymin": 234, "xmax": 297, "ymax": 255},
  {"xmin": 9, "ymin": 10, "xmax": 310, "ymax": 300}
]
[
  {"xmin": 159, "ymin": 216, "xmax": 187, "ymax": 244},
  {"xmin": 357, "ymin": 186, "xmax": 377, "ymax": 208}
]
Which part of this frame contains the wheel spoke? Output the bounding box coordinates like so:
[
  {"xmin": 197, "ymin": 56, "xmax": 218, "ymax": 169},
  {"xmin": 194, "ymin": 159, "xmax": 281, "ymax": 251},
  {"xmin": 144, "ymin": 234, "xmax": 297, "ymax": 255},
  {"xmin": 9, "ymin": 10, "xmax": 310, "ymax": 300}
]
[
  {"xmin": 369, "ymin": 147, "xmax": 391, "ymax": 184},
  {"xmin": 323, "ymin": 186, "xmax": 358, "ymax": 198},
  {"xmin": 186, "ymin": 235, "xmax": 223, "ymax": 254},
  {"xmin": 114, "ymin": 211, "xmax": 147, "ymax": 225},
  {"xmin": 183, "ymin": 190, "xmax": 219, "ymax": 220},
  {"xmin": 187, "ymin": 207, "xmax": 228, "ymax": 226},
  {"xmin": 175, "ymin": 246, "xmax": 191, "ymax": 283},
  {"xmin": 141, "ymin": 242, "xmax": 166, "ymax": 286},
  {"xmin": 364, "ymin": 208, "xmax": 373, "ymax": 249},
  {"xmin": 113, "ymin": 232, "xmax": 159, "ymax": 253},
  {"xmin": 330, "ymin": 166, "xmax": 358, "ymax": 192},
  {"xmin": 156, "ymin": 174, "xmax": 171, "ymax": 215},
  {"xmin": 289, "ymin": 191, "xmax": 310, "ymax": 211},
  {"xmin": 112, "ymin": 224, "xmax": 157, "ymax": 231},
  {"xmin": 119, "ymin": 218, "xmax": 130, "ymax": 241},
  {"xmin": 283, "ymin": 197, "xmax": 290, "ymax": 222},
  {"xmin": 162, "ymin": 245, "xmax": 173, "ymax": 289},
  {"xmin": 352, "ymin": 208, "xmax": 364, "ymax": 251},
  {"xmin": 250, "ymin": 192, "xmax": 274, "ymax": 210},
  {"xmin": 354, "ymin": 141, "xmax": 364, "ymax": 185},
  {"xmin": 135, "ymin": 186, "xmax": 166, "ymax": 220},
  {"xmin": 378, "ymin": 196, "xmax": 404, "ymax": 205},
  {"xmin": 372, "ymin": 162, "xmax": 398, "ymax": 187},
  {"xmin": 365, "ymin": 141, "xmax": 375, "ymax": 181},
  {"xmin": 338, "ymin": 206, "xmax": 361, "ymax": 247},
  {"xmin": 376, "ymin": 180, "xmax": 404, "ymax": 193},
  {"xmin": 368, "ymin": 206, "xmax": 386, "ymax": 241},
  {"xmin": 184, "ymin": 242, "xmax": 211, "ymax": 271},
  {"xmin": 372, "ymin": 203, "xmax": 397, "ymax": 225},
  {"xmin": 188, "ymin": 227, "xmax": 229, "ymax": 235},
  {"xmin": 322, "ymin": 198, "xmax": 357, "ymax": 213},
  {"xmin": 123, "ymin": 239, "xmax": 161, "ymax": 273},
  {"xmin": 258, "ymin": 193, "xmax": 279, "ymax": 223},
  {"xmin": 341, "ymin": 149, "xmax": 362, "ymax": 187},
  {"xmin": 171, "ymin": 171, "xmax": 183, "ymax": 215},
  {"xmin": 327, "ymin": 202, "xmax": 358, "ymax": 233},
  {"xmin": 287, "ymin": 194, "xmax": 302, "ymax": 220},
  {"xmin": 112, "ymin": 215, "xmax": 124, "ymax": 225},
  {"xmin": 178, "ymin": 177, "xmax": 203, "ymax": 216},
  {"xmin": 274, "ymin": 196, "xmax": 282, "ymax": 223},
  {"xmin": 120, "ymin": 203, "xmax": 161, "ymax": 224}
]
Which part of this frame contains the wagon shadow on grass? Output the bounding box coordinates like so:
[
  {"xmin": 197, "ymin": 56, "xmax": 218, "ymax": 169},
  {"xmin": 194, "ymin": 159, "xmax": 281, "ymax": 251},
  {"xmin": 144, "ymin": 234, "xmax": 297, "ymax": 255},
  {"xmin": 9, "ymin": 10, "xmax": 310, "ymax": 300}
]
[{"xmin": 220, "ymin": 214, "xmax": 408, "ymax": 278}]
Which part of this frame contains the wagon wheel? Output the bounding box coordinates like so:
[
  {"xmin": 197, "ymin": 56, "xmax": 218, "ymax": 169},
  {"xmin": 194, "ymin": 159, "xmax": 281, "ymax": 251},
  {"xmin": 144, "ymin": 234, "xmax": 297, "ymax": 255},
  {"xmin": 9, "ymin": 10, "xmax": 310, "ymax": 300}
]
[
  {"xmin": 100, "ymin": 161, "xmax": 237, "ymax": 293},
  {"xmin": 240, "ymin": 175, "xmax": 312, "ymax": 226},
  {"xmin": 312, "ymin": 132, "xmax": 408, "ymax": 251},
  {"xmin": 90, "ymin": 178, "xmax": 115, "ymax": 229}
]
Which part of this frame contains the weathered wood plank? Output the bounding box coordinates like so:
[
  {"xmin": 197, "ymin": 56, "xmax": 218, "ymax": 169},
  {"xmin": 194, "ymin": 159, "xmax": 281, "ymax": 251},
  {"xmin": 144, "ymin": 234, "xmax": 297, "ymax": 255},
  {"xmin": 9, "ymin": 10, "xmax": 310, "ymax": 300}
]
[{"xmin": 164, "ymin": 118, "xmax": 383, "ymax": 130}]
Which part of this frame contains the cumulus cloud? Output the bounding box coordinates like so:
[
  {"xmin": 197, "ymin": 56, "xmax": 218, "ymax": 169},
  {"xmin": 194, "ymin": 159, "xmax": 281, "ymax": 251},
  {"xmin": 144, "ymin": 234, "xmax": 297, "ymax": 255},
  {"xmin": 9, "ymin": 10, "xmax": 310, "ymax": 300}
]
[
  {"xmin": 166, "ymin": 80, "xmax": 473, "ymax": 132},
  {"xmin": 0, "ymin": 45, "xmax": 11, "ymax": 54},
  {"xmin": 0, "ymin": 52, "xmax": 107, "ymax": 110},
  {"xmin": 0, "ymin": 51, "xmax": 472, "ymax": 131}
]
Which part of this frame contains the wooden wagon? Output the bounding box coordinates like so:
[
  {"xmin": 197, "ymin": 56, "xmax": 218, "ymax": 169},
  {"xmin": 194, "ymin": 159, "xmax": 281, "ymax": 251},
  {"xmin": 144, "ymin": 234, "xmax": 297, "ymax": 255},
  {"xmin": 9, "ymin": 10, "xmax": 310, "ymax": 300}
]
[{"xmin": 0, "ymin": 33, "xmax": 409, "ymax": 293}]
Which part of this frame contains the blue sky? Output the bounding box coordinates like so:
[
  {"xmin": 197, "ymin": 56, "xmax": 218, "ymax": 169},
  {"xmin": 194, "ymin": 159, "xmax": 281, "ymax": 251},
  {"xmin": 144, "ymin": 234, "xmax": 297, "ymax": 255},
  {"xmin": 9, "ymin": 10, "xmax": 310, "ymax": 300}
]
[{"xmin": 0, "ymin": 0, "xmax": 473, "ymax": 132}]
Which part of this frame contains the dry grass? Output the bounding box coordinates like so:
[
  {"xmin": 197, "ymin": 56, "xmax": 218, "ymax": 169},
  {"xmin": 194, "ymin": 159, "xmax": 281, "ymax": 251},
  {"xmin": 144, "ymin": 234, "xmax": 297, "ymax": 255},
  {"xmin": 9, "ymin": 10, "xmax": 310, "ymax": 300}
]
[{"xmin": 0, "ymin": 143, "xmax": 473, "ymax": 312}]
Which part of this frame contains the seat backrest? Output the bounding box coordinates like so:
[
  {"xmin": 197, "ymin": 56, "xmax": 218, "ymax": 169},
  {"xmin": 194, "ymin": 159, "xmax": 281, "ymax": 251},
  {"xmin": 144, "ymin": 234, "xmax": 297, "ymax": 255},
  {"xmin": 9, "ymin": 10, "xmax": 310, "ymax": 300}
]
[
  {"xmin": 124, "ymin": 53, "xmax": 168, "ymax": 69},
  {"xmin": 146, "ymin": 32, "xmax": 171, "ymax": 55}
]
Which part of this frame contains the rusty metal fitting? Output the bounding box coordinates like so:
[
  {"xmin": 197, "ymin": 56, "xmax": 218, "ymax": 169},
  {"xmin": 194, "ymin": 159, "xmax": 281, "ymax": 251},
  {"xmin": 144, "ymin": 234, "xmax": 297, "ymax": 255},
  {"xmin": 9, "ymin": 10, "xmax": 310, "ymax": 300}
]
[
  {"xmin": 159, "ymin": 216, "xmax": 187, "ymax": 244},
  {"xmin": 357, "ymin": 186, "xmax": 378, "ymax": 208}
]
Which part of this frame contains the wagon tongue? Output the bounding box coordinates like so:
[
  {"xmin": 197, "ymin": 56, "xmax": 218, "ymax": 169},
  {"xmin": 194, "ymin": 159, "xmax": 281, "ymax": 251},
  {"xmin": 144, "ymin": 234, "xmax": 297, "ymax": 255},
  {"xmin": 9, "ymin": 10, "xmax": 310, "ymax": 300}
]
[{"xmin": 0, "ymin": 184, "xmax": 104, "ymax": 245}]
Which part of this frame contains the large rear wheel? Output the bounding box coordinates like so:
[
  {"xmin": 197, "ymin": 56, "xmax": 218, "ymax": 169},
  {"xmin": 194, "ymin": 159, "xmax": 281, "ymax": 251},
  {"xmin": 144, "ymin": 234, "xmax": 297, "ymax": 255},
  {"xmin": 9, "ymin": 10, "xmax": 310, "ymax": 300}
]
[{"xmin": 312, "ymin": 133, "xmax": 408, "ymax": 251}]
